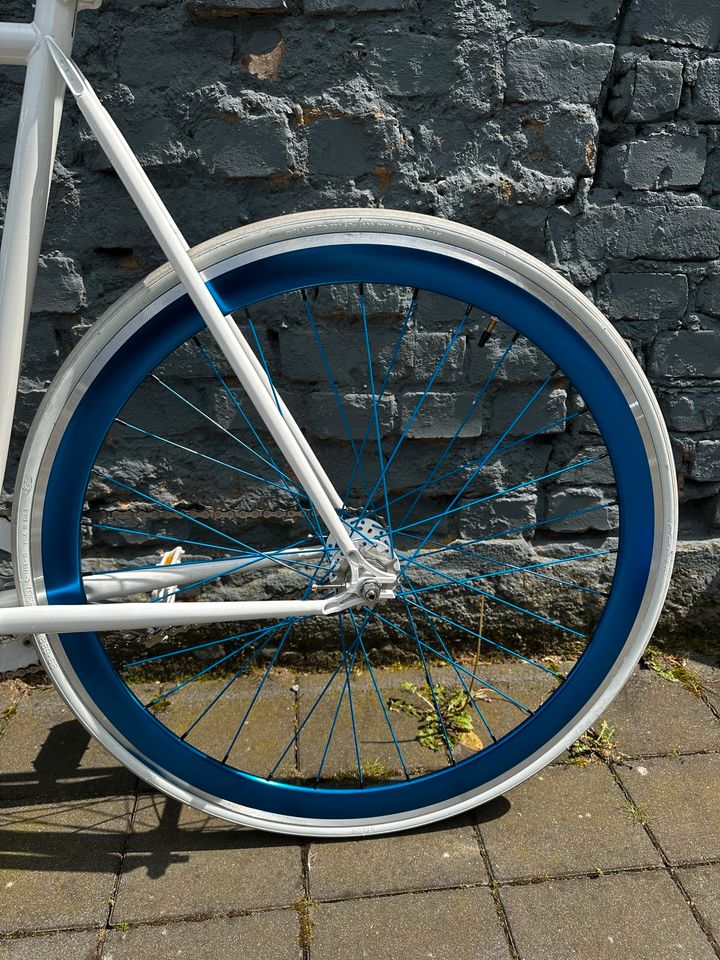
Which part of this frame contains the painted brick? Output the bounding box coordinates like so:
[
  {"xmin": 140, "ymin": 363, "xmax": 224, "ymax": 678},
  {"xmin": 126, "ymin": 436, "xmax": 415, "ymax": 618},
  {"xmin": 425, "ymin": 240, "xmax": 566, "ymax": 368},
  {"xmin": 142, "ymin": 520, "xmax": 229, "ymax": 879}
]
[
  {"xmin": 529, "ymin": 0, "xmax": 621, "ymax": 29},
  {"xmin": 628, "ymin": 60, "xmax": 684, "ymax": 123},
  {"xmin": 412, "ymin": 333, "xmax": 466, "ymax": 384},
  {"xmin": 694, "ymin": 59, "xmax": 720, "ymax": 122},
  {"xmin": 650, "ymin": 331, "xmax": 720, "ymax": 379},
  {"xmin": 602, "ymin": 134, "xmax": 707, "ymax": 191},
  {"xmin": 398, "ymin": 393, "xmax": 483, "ymax": 439},
  {"xmin": 691, "ymin": 441, "xmax": 720, "ymax": 482},
  {"xmin": 545, "ymin": 488, "xmax": 619, "ymax": 533},
  {"xmin": 625, "ymin": 0, "xmax": 720, "ymax": 50},
  {"xmin": 32, "ymin": 254, "xmax": 85, "ymax": 314},
  {"xmin": 305, "ymin": 0, "xmax": 409, "ymax": 11},
  {"xmin": 505, "ymin": 39, "xmax": 615, "ymax": 105},
  {"xmin": 307, "ymin": 392, "xmax": 396, "ymax": 439},
  {"xmin": 596, "ymin": 272, "xmax": 689, "ymax": 321},
  {"xmin": 662, "ymin": 392, "xmax": 720, "ymax": 433},
  {"xmin": 307, "ymin": 118, "xmax": 383, "ymax": 178},
  {"xmin": 367, "ymin": 35, "xmax": 458, "ymax": 97},
  {"xmin": 194, "ymin": 115, "xmax": 292, "ymax": 177},
  {"xmin": 488, "ymin": 388, "xmax": 567, "ymax": 438},
  {"xmin": 188, "ymin": 0, "xmax": 288, "ymax": 12},
  {"xmin": 697, "ymin": 277, "xmax": 720, "ymax": 318}
]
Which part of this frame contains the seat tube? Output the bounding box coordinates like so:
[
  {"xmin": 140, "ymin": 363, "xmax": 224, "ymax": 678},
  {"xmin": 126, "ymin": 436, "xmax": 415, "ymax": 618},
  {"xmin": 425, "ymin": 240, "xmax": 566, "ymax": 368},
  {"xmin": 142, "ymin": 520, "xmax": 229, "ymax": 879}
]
[{"xmin": 0, "ymin": 0, "xmax": 79, "ymax": 498}]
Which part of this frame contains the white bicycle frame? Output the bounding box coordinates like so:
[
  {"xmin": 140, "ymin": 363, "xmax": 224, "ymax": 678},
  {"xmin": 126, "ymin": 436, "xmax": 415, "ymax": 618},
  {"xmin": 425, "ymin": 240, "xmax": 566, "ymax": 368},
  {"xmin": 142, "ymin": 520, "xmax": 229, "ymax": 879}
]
[{"xmin": 0, "ymin": 0, "xmax": 395, "ymax": 635}]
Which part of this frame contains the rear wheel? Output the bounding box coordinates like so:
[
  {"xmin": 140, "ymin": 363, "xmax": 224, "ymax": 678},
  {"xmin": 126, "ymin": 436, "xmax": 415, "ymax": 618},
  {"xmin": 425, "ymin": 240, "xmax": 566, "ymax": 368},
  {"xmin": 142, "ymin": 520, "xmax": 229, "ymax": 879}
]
[{"xmin": 14, "ymin": 209, "xmax": 677, "ymax": 836}]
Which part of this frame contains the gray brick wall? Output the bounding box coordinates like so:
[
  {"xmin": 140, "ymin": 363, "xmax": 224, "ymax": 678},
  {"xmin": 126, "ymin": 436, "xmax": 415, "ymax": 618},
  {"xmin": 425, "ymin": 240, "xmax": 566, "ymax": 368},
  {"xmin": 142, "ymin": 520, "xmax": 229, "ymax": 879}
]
[{"xmin": 1, "ymin": 0, "xmax": 720, "ymax": 643}]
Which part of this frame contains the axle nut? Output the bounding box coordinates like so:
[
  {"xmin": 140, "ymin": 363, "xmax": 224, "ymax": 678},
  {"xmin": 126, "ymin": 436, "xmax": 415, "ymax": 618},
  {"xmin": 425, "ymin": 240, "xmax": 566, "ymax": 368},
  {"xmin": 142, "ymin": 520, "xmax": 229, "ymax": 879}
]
[{"xmin": 361, "ymin": 581, "xmax": 381, "ymax": 602}]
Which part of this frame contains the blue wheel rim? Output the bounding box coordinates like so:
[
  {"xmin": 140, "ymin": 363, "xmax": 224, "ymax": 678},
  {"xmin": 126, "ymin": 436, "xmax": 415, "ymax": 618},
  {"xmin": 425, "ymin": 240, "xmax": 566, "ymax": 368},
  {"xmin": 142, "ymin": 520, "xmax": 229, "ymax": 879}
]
[{"xmin": 40, "ymin": 241, "xmax": 655, "ymax": 820}]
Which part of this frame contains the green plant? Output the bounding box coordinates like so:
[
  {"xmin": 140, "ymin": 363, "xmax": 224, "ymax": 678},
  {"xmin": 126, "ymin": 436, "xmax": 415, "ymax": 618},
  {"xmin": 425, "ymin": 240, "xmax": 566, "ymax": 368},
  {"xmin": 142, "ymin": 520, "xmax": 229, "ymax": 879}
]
[
  {"xmin": 388, "ymin": 681, "xmax": 483, "ymax": 753},
  {"xmin": 566, "ymin": 720, "xmax": 624, "ymax": 766},
  {"xmin": 642, "ymin": 646, "xmax": 703, "ymax": 697}
]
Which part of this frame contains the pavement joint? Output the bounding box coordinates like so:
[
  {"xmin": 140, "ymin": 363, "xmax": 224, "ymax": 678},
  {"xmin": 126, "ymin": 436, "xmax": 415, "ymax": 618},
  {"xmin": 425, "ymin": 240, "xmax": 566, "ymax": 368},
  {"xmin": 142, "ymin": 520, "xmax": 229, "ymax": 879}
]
[
  {"xmin": 609, "ymin": 762, "xmax": 720, "ymax": 960},
  {"xmin": 471, "ymin": 819, "xmax": 521, "ymax": 960}
]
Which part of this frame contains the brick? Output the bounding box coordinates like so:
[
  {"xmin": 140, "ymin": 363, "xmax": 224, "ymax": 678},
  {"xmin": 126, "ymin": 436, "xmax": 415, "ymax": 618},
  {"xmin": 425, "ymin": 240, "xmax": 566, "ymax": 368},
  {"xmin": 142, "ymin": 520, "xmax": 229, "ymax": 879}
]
[
  {"xmin": 628, "ymin": 59, "xmax": 684, "ymax": 122},
  {"xmin": 413, "ymin": 331, "xmax": 466, "ymax": 383},
  {"xmin": 604, "ymin": 669, "xmax": 720, "ymax": 756},
  {"xmin": 307, "ymin": 391, "xmax": 396, "ymax": 439},
  {"xmin": 545, "ymin": 488, "xmax": 619, "ymax": 533},
  {"xmin": 307, "ymin": 117, "xmax": 382, "ymax": 178},
  {"xmin": 575, "ymin": 203, "xmax": 720, "ymax": 262},
  {"xmin": 398, "ymin": 391, "xmax": 482, "ymax": 439},
  {"xmin": 31, "ymin": 253, "xmax": 85, "ymax": 314},
  {"xmin": 488, "ymin": 387, "xmax": 567, "ymax": 438},
  {"xmin": 676, "ymin": 864, "xmax": 720, "ymax": 943},
  {"xmin": 626, "ymin": 0, "xmax": 720, "ymax": 50},
  {"xmin": 697, "ymin": 276, "xmax": 720, "ymax": 317},
  {"xmin": 501, "ymin": 872, "xmax": 717, "ymax": 960},
  {"xmin": 112, "ymin": 796, "xmax": 303, "ymax": 921},
  {"xmin": 117, "ymin": 27, "xmax": 234, "ymax": 89},
  {"xmin": 104, "ymin": 913, "xmax": 301, "ymax": 960},
  {"xmin": 311, "ymin": 889, "xmax": 511, "ymax": 960},
  {"xmin": 662, "ymin": 391, "xmax": 720, "ymax": 432},
  {"xmin": 650, "ymin": 330, "xmax": 720, "ymax": 379},
  {"xmin": 0, "ymin": 798, "xmax": 133, "ymax": 934},
  {"xmin": 603, "ymin": 134, "xmax": 707, "ymax": 190},
  {"xmin": 479, "ymin": 764, "xmax": 659, "ymax": 880},
  {"xmin": 529, "ymin": 0, "xmax": 621, "ymax": 29},
  {"xmin": 188, "ymin": 0, "xmax": 288, "ymax": 12},
  {"xmin": 691, "ymin": 440, "xmax": 720, "ymax": 481},
  {"xmin": 617, "ymin": 755, "xmax": 720, "ymax": 864},
  {"xmin": 694, "ymin": 58, "xmax": 720, "ymax": 121},
  {"xmin": 597, "ymin": 272, "xmax": 689, "ymax": 321},
  {"xmin": 458, "ymin": 492, "xmax": 537, "ymax": 539},
  {"xmin": 505, "ymin": 39, "xmax": 615, "ymax": 105},
  {"xmin": 367, "ymin": 34, "xmax": 457, "ymax": 97},
  {"xmin": 309, "ymin": 816, "xmax": 486, "ymax": 900},
  {"xmin": 305, "ymin": 0, "xmax": 409, "ymax": 10},
  {"xmin": 194, "ymin": 115, "xmax": 292, "ymax": 178},
  {"xmin": 0, "ymin": 931, "xmax": 98, "ymax": 960}
]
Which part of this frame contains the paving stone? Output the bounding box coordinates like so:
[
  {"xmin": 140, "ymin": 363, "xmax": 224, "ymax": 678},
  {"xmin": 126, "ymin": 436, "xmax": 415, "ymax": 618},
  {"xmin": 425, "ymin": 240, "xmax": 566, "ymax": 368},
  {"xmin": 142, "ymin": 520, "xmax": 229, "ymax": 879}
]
[
  {"xmin": 0, "ymin": 930, "xmax": 98, "ymax": 960},
  {"xmin": 103, "ymin": 912, "xmax": 301, "ymax": 959},
  {"xmin": 617, "ymin": 755, "xmax": 720, "ymax": 864},
  {"xmin": 676, "ymin": 863, "xmax": 720, "ymax": 943},
  {"xmin": 604, "ymin": 669, "xmax": 720, "ymax": 757},
  {"xmin": 112, "ymin": 796, "xmax": 303, "ymax": 922},
  {"xmin": 686, "ymin": 656, "xmax": 720, "ymax": 714},
  {"xmin": 479, "ymin": 763, "xmax": 660, "ymax": 881},
  {"xmin": 0, "ymin": 797, "xmax": 133, "ymax": 934},
  {"xmin": 0, "ymin": 686, "xmax": 135, "ymax": 804},
  {"xmin": 309, "ymin": 815, "xmax": 486, "ymax": 900},
  {"xmin": 311, "ymin": 887, "xmax": 511, "ymax": 960},
  {"xmin": 501, "ymin": 871, "xmax": 717, "ymax": 960},
  {"xmin": 155, "ymin": 677, "xmax": 296, "ymax": 778}
]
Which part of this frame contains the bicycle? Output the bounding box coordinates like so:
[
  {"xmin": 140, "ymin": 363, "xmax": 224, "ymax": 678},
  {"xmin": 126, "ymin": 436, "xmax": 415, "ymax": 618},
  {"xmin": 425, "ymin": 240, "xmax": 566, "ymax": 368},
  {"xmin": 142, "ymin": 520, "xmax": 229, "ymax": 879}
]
[{"xmin": 0, "ymin": 0, "xmax": 678, "ymax": 836}]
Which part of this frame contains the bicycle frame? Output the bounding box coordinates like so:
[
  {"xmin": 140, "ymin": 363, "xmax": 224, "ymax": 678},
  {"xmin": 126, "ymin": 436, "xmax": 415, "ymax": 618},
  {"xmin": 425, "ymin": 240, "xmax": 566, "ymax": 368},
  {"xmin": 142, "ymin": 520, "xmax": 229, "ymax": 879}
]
[{"xmin": 0, "ymin": 0, "xmax": 395, "ymax": 634}]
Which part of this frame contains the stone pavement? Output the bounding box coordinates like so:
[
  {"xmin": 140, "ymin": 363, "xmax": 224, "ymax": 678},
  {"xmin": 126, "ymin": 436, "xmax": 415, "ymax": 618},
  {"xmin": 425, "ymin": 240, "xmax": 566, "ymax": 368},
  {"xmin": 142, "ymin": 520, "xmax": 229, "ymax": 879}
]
[{"xmin": 0, "ymin": 656, "xmax": 719, "ymax": 960}]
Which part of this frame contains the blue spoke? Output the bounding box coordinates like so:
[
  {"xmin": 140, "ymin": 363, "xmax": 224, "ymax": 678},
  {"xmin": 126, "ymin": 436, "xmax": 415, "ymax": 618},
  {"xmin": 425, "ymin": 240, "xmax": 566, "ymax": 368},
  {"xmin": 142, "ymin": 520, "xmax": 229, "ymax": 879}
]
[
  {"xmin": 124, "ymin": 621, "xmax": 287, "ymax": 670},
  {"xmin": 404, "ymin": 583, "xmax": 496, "ymax": 745},
  {"xmin": 301, "ymin": 289, "xmax": 372, "ymax": 501},
  {"xmin": 180, "ymin": 623, "xmax": 292, "ymax": 740},
  {"xmin": 402, "ymin": 597, "xmax": 456, "ymax": 764},
  {"xmin": 243, "ymin": 307, "xmax": 283, "ymax": 413},
  {"xmin": 387, "ymin": 409, "xmax": 586, "ymax": 513},
  {"xmin": 396, "ymin": 535, "xmax": 609, "ymax": 598},
  {"xmin": 401, "ymin": 501, "xmax": 617, "ymax": 558},
  {"xmin": 368, "ymin": 608, "xmax": 532, "ymax": 714},
  {"xmin": 404, "ymin": 561, "xmax": 586, "ymax": 640},
  {"xmin": 352, "ymin": 611, "xmax": 410, "ymax": 779},
  {"xmin": 96, "ymin": 471, "xmax": 316, "ymax": 577},
  {"xmin": 93, "ymin": 524, "xmax": 250, "ymax": 555},
  {"xmin": 398, "ymin": 549, "xmax": 610, "ymax": 598},
  {"xmin": 151, "ymin": 371, "xmax": 294, "ymax": 488},
  {"xmin": 395, "ymin": 455, "xmax": 603, "ymax": 537},
  {"xmin": 397, "ymin": 337, "xmax": 516, "ymax": 529},
  {"xmin": 268, "ymin": 611, "xmax": 373, "ymax": 779},
  {"xmin": 314, "ymin": 616, "xmax": 362, "ymax": 784},
  {"xmin": 400, "ymin": 368, "xmax": 560, "ymax": 566},
  {"xmin": 359, "ymin": 304, "xmax": 473, "ymax": 518},
  {"xmin": 222, "ymin": 620, "xmax": 294, "ymax": 764},
  {"xmin": 343, "ymin": 288, "xmax": 418, "ymax": 504},
  {"xmin": 115, "ymin": 418, "xmax": 310, "ymax": 503},
  {"xmin": 359, "ymin": 285, "xmax": 394, "ymax": 549}
]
